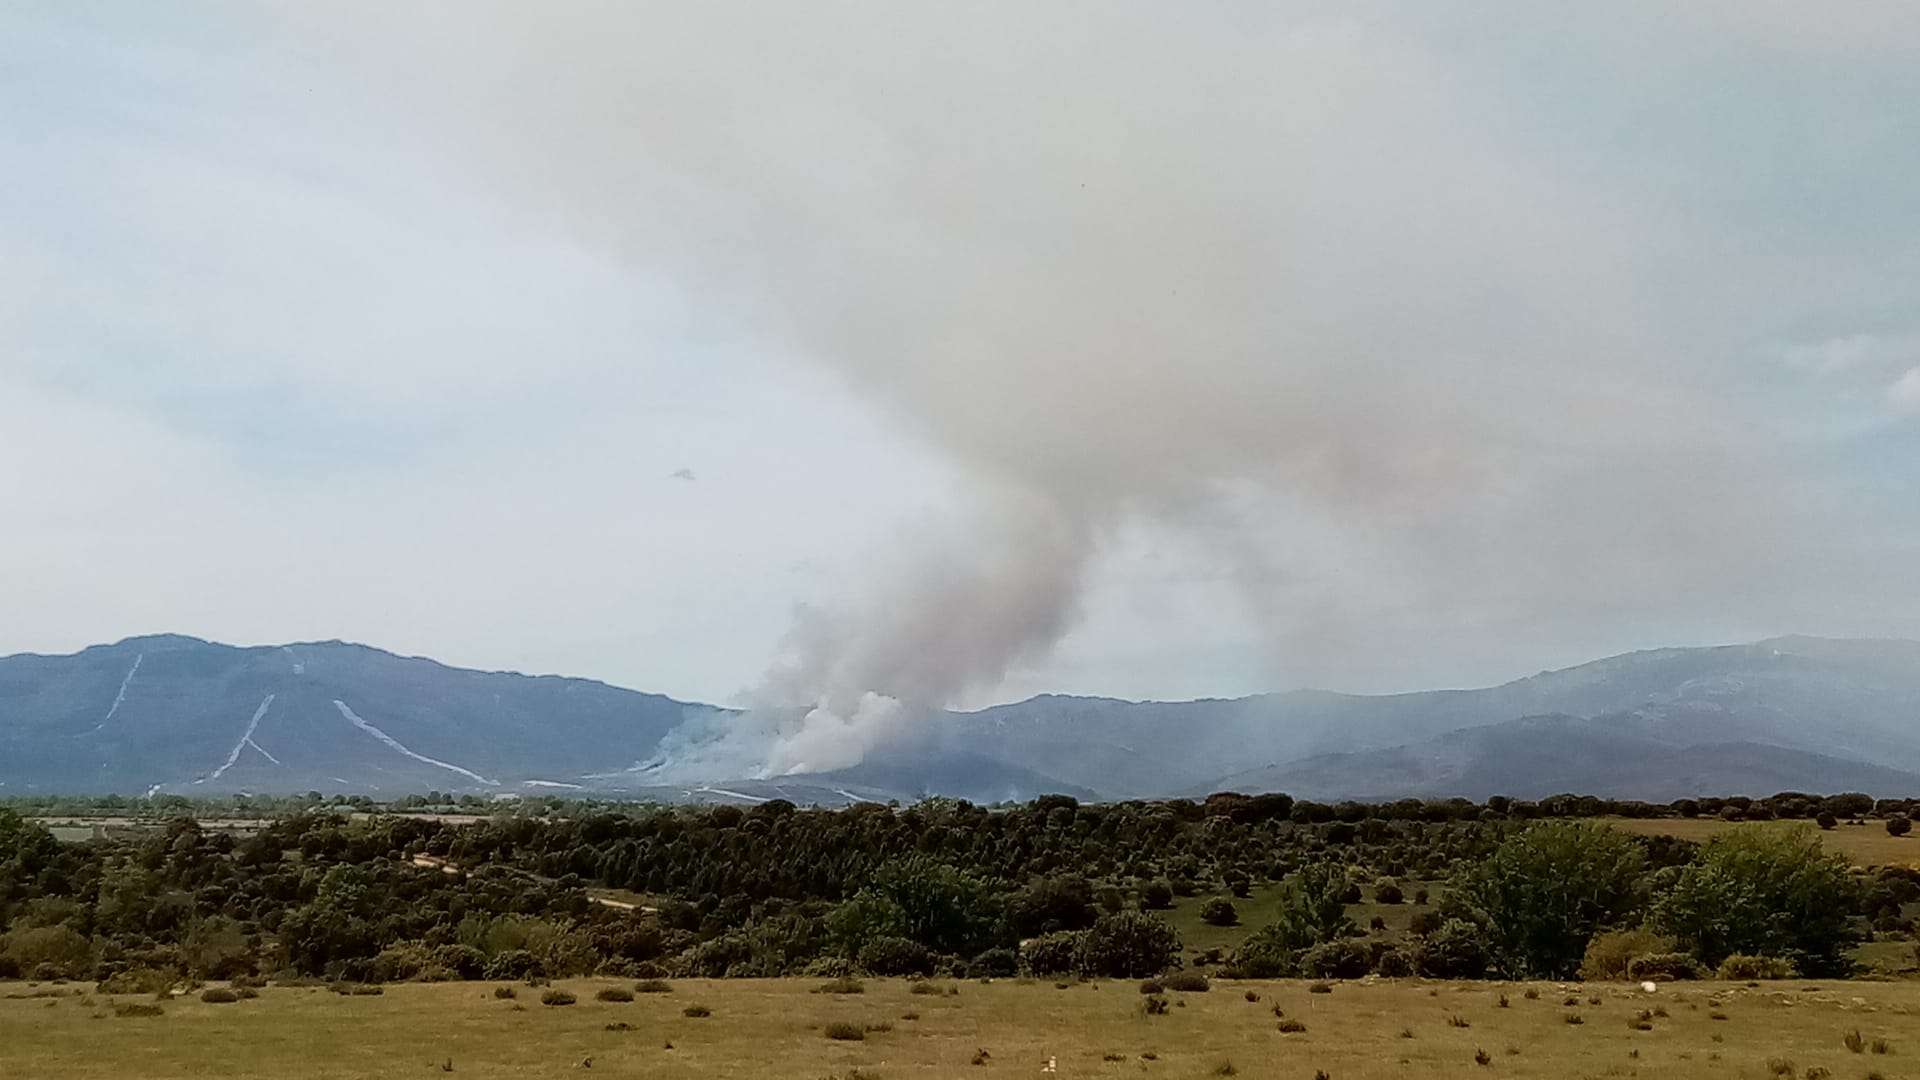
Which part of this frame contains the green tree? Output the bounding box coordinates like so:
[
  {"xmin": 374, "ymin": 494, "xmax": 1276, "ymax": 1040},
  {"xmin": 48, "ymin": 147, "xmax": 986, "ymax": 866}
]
[
  {"xmin": 1079, "ymin": 912, "xmax": 1180, "ymax": 977},
  {"xmin": 826, "ymin": 855, "xmax": 1001, "ymax": 957},
  {"xmin": 1651, "ymin": 827, "xmax": 1859, "ymax": 976},
  {"xmin": 1445, "ymin": 821, "xmax": 1645, "ymax": 978},
  {"xmin": 1227, "ymin": 858, "xmax": 1355, "ymax": 977}
]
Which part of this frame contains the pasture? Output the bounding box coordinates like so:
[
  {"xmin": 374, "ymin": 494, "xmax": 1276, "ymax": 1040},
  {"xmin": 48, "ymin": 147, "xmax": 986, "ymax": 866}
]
[
  {"xmin": 4, "ymin": 975, "xmax": 1915, "ymax": 1079},
  {"xmin": 1604, "ymin": 817, "xmax": 1920, "ymax": 869}
]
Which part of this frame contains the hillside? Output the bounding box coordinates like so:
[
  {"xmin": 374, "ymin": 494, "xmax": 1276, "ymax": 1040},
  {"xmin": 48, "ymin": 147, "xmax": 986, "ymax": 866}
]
[{"xmin": 4, "ymin": 633, "xmax": 1919, "ymax": 802}]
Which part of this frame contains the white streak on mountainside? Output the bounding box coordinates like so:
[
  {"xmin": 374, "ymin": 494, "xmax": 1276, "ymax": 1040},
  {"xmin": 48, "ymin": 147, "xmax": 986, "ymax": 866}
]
[{"xmin": 332, "ymin": 700, "xmax": 498, "ymax": 786}]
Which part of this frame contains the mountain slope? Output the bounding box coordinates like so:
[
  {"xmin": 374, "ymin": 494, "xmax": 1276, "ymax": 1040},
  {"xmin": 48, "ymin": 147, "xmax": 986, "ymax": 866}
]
[
  {"xmin": 0, "ymin": 635, "xmax": 710, "ymax": 795},
  {"xmin": 1203, "ymin": 713, "xmax": 1920, "ymax": 802},
  {"xmin": 4, "ymin": 633, "xmax": 1919, "ymax": 802},
  {"xmin": 947, "ymin": 637, "xmax": 1920, "ymax": 798}
]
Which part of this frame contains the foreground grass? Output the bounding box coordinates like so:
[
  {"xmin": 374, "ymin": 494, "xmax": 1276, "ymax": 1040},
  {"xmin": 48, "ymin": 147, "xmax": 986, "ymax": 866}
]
[{"xmin": 5, "ymin": 976, "xmax": 1917, "ymax": 1079}]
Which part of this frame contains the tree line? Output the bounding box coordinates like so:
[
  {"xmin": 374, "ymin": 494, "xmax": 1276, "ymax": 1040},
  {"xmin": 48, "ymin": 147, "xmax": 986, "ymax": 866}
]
[{"xmin": 1, "ymin": 791, "xmax": 1914, "ymax": 988}]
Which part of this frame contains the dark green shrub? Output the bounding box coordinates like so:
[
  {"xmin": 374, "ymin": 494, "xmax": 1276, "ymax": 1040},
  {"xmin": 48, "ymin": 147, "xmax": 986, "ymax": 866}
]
[
  {"xmin": 1374, "ymin": 878, "xmax": 1404, "ymax": 905},
  {"xmin": 1298, "ymin": 939, "xmax": 1371, "ymax": 980},
  {"xmin": 1373, "ymin": 947, "xmax": 1415, "ymax": 978},
  {"xmin": 1888, "ymin": 815, "xmax": 1913, "ymax": 837},
  {"xmin": 1020, "ymin": 931, "xmax": 1087, "ymax": 976},
  {"xmin": 1138, "ymin": 978, "xmax": 1163, "ymax": 994},
  {"xmin": 596, "ymin": 986, "xmax": 635, "ymax": 1002},
  {"xmin": 1081, "ymin": 913, "xmax": 1180, "ymax": 979},
  {"xmin": 813, "ymin": 976, "xmax": 865, "ymax": 994},
  {"xmin": 1277, "ymin": 1017, "xmax": 1307, "ymax": 1033},
  {"xmin": 1140, "ymin": 881, "xmax": 1174, "ymax": 910},
  {"xmin": 858, "ymin": 936, "xmax": 934, "ymax": 977},
  {"xmin": 972, "ymin": 948, "xmax": 1018, "ymax": 978},
  {"xmin": 493, "ymin": 986, "xmax": 516, "ymax": 999},
  {"xmin": 635, "ymin": 978, "xmax": 673, "ymax": 993},
  {"xmin": 682, "ymin": 1003, "xmax": 711, "ymax": 1017},
  {"xmin": 1717, "ymin": 955, "xmax": 1798, "ymax": 980},
  {"xmin": 540, "ymin": 988, "xmax": 577, "ymax": 1006},
  {"xmin": 1199, "ymin": 898, "xmax": 1239, "ymax": 927},
  {"xmin": 199, "ymin": 987, "xmax": 239, "ymax": 1003}
]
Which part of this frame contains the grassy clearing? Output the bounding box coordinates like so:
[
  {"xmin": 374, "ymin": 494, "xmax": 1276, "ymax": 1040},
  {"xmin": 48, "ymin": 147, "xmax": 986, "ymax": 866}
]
[
  {"xmin": 1604, "ymin": 816, "xmax": 1920, "ymax": 868},
  {"xmin": 1161, "ymin": 881, "xmax": 1441, "ymax": 959},
  {"xmin": 5, "ymin": 976, "xmax": 1917, "ymax": 1079}
]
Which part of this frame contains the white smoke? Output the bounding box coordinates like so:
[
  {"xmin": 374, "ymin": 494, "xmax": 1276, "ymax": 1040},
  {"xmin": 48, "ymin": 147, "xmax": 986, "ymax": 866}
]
[{"xmin": 288, "ymin": 3, "xmax": 1800, "ymax": 777}]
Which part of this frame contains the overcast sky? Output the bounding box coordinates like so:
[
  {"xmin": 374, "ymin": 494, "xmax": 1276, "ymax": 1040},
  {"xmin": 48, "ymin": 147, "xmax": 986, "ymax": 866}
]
[{"xmin": 5, "ymin": 2, "xmax": 1919, "ymax": 708}]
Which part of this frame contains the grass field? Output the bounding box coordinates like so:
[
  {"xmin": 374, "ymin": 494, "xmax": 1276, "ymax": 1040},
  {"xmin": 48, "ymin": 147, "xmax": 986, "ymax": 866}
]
[
  {"xmin": 4, "ymin": 976, "xmax": 1916, "ymax": 1079},
  {"xmin": 1603, "ymin": 817, "xmax": 1920, "ymax": 869}
]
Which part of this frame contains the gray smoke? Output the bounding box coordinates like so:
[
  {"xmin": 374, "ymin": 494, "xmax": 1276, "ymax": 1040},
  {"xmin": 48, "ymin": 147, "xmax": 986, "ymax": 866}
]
[{"xmin": 291, "ymin": 3, "xmax": 1794, "ymax": 776}]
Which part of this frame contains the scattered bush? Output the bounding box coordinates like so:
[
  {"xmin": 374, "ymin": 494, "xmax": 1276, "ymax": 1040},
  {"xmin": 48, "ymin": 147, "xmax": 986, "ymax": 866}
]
[
  {"xmin": 1447, "ymin": 1014, "xmax": 1471, "ymax": 1028},
  {"xmin": 1579, "ymin": 928, "xmax": 1674, "ymax": 982},
  {"xmin": 971, "ymin": 948, "xmax": 1019, "ymax": 978},
  {"xmin": 1143, "ymin": 995, "xmax": 1170, "ymax": 1015},
  {"xmin": 596, "ymin": 987, "xmax": 634, "ymax": 1002},
  {"xmin": 1162, "ymin": 971, "xmax": 1209, "ymax": 992},
  {"xmin": 682, "ymin": 1003, "xmax": 711, "ymax": 1017},
  {"xmin": 1299, "ymin": 939, "xmax": 1371, "ymax": 980},
  {"xmin": 199, "ymin": 987, "xmax": 239, "ymax": 1004},
  {"xmin": 493, "ymin": 986, "xmax": 516, "ymax": 999},
  {"xmin": 814, "ymin": 977, "xmax": 865, "ymax": 995},
  {"xmin": 1845, "ymin": 1029, "xmax": 1866, "ymax": 1054},
  {"xmin": 1887, "ymin": 815, "xmax": 1912, "ymax": 838},
  {"xmin": 1199, "ymin": 898, "xmax": 1239, "ymax": 927},
  {"xmin": 1277, "ymin": 1017, "xmax": 1307, "ymax": 1033},
  {"xmin": 1717, "ymin": 955, "xmax": 1798, "ymax": 981},
  {"xmin": 858, "ymin": 936, "xmax": 934, "ymax": 977},
  {"xmin": 1141, "ymin": 880, "xmax": 1175, "ymax": 910},
  {"xmin": 824, "ymin": 1021, "xmax": 866, "ymax": 1041},
  {"xmin": 1307, "ymin": 981, "xmax": 1333, "ymax": 994},
  {"xmin": 1020, "ymin": 931, "xmax": 1087, "ymax": 976},
  {"xmin": 1080, "ymin": 913, "xmax": 1181, "ymax": 979},
  {"xmin": 540, "ymin": 989, "xmax": 577, "ymax": 1006},
  {"xmin": 1137, "ymin": 978, "xmax": 1163, "ymax": 995},
  {"xmin": 112, "ymin": 1002, "xmax": 164, "ymax": 1018},
  {"xmin": 635, "ymin": 978, "xmax": 673, "ymax": 993},
  {"xmin": 1375, "ymin": 878, "xmax": 1405, "ymax": 905}
]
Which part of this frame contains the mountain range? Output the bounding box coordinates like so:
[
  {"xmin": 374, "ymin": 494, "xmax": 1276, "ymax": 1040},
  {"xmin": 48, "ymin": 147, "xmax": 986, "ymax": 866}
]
[{"xmin": 3, "ymin": 633, "xmax": 1919, "ymax": 804}]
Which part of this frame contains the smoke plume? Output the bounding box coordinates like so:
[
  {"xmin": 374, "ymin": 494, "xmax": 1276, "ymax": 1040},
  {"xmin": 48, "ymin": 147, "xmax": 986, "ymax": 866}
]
[{"xmin": 292, "ymin": 3, "xmax": 1792, "ymax": 776}]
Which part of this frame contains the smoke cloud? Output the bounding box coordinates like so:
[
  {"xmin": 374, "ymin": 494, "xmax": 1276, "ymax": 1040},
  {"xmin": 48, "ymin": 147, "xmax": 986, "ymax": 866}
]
[{"xmin": 291, "ymin": 3, "xmax": 1806, "ymax": 776}]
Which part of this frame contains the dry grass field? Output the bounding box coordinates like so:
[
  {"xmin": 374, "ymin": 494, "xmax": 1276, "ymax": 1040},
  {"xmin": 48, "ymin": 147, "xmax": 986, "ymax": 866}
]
[
  {"xmin": 1603, "ymin": 818, "xmax": 1920, "ymax": 869},
  {"xmin": 4, "ymin": 975, "xmax": 1916, "ymax": 1079}
]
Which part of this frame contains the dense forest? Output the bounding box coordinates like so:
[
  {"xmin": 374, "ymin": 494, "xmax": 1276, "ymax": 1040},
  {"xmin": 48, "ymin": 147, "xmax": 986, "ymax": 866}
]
[{"xmin": 2, "ymin": 790, "xmax": 1916, "ymax": 991}]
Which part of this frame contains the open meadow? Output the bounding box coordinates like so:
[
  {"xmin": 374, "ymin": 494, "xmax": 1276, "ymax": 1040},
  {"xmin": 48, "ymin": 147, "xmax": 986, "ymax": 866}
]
[
  {"xmin": 3, "ymin": 976, "xmax": 1917, "ymax": 1080},
  {"xmin": 1603, "ymin": 818, "xmax": 1920, "ymax": 870}
]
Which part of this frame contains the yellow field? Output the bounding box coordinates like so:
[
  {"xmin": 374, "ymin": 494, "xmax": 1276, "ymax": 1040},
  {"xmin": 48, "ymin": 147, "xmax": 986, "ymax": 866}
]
[
  {"xmin": 1603, "ymin": 817, "xmax": 1920, "ymax": 868},
  {"xmin": 4, "ymin": 976, "xmax": 1916, "ymax": 1079}
]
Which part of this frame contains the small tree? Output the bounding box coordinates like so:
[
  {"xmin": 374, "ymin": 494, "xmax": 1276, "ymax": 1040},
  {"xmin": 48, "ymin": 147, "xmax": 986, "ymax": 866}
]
[
  {"xmin": 1080, "ymin": 912, "xmax": 1180, "ymax": 978},
  {"xmin": 1887, "ymin": 815, "xmax": 1913, "ymax": 838},
  {"xmin": 1815, "ymin": 811, "xmax": 1837, "ymax": 831}
]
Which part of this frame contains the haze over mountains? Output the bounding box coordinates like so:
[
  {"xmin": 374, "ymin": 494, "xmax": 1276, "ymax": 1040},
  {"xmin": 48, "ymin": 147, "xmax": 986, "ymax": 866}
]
[{"xmin": 3, "ymin": 634, "xmax": 1919, "ymax": 805}]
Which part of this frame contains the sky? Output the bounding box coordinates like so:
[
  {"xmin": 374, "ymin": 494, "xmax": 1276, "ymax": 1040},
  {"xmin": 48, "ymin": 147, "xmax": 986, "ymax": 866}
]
[{"xmin": 4, "ymin": 2, "xmax": 1919, "ymax": 711}]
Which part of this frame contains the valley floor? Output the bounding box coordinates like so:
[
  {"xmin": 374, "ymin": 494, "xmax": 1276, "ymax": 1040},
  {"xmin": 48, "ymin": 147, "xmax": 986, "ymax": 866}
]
[{"xmin": 4, "ymin": 975, "xmax": 1917, "ymax": 1079}]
